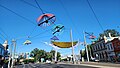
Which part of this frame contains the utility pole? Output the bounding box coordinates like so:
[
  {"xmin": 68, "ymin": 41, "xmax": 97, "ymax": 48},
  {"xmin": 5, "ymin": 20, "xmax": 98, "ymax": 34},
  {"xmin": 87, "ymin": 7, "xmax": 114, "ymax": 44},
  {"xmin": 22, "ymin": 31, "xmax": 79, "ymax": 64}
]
[
  {"xmin": 55, "ymin": 49, "xmax": 57, "ymax": 62},
  {"xmin": 70, "ymin": 29, "xmax": 75, "ymax": 64},
  {"xmin": 8, "ymin": 41, "xmax": 13, "ymax": 68},
  {"xmin": 78, "ymin": 39, "xmax": 81, "ymax": 64},
  {"xmin": 11, "ymin": 39, "xmax": 16, "ymax": 68},
  {"xmin": 83, "ymin": 31, "xmax": 89, "ymax": 62}
]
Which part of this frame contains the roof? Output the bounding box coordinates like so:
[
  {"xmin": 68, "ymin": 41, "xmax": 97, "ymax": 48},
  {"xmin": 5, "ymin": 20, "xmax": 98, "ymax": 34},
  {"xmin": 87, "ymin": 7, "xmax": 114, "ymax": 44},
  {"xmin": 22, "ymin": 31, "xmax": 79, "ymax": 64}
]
[{"xmin": 0, "ymin": 43, "xmax": 4, "ymax": 49}]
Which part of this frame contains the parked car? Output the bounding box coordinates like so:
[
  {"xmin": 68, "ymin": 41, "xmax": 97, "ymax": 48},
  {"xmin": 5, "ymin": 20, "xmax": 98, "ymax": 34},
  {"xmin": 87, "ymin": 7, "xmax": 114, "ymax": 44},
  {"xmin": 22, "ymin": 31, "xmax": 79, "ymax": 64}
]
[
  {"xmin": 90, "ymin": 57, "xmax": 99, "ymax": 62},
  {"xmin": 46, "ymin": 60, "xmax": 51, "ymax": 63}
]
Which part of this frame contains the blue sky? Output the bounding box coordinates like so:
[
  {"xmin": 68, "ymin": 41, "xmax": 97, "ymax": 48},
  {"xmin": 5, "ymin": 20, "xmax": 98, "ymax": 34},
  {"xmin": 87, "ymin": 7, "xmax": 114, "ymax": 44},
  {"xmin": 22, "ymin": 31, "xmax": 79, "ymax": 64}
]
[{"xmin": 0, "ymin": 0, "xmax": 120, "ymax": 55}]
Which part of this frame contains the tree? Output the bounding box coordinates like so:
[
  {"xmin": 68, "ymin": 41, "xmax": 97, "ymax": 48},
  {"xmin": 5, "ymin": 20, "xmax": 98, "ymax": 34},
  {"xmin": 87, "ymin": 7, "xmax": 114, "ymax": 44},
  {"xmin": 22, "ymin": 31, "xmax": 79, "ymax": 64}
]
[
  {"xmin": 38, "ymin": 50, "xmax": 46, "ymax": 62},
  {"xmin": 30, "ymin": 48, "xmax": 47, "ymax": 62},
  {"xmin": 45, "ymin": 52, "xmax": 52, "ymax": 61},
  {"xmin": 50, "ymin": 50, "xmax": 61, "ymax": 61},
  {"xmin": 30, "ymin": 48, "xmax": 40, "ymax": 61},
  {"xmin": 99, "ymin": 29, "xmax": 120, "ymax": 39},
  {"xmin": 30, "ymin": 48, "xmax": 39, "ymax": 57},
  {"xmin": 30, "ymin": 48, "xmax": 61, "ymax": 62}
]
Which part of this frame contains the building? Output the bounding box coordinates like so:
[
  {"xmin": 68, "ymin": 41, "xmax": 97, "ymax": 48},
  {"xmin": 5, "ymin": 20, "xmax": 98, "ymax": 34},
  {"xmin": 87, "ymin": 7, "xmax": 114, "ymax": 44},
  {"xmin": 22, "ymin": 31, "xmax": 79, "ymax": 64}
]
[
  {"xmin": 0, "ymin": 43, "xmax": 5, "ymax": 65},
  {"xmin": 111, "ymin": 38, "xmax": 120, "ymax": 62},
  {"xmin": 106, "ymin": 40, "xmax": 115, "ymax": 61},
  {"xmin": 2, "ymin": 40, "xmax": 9, "ymax": 59},
  {"xmin": 0, "ymin": 43, "xmax": 5, "ymax": 56},
  {"xmin": 91, "ymin": 39, "xmax": 108, "ymax": 61},
  {"xmin": 91, "ymin": 33, "xmax": 119, "ymax": 61}
]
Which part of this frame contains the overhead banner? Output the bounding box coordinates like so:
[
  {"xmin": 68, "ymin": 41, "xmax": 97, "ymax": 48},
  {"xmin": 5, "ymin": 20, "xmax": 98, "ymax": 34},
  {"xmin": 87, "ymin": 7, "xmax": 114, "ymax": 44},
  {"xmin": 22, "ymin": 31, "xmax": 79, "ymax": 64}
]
[{"xmin": 51, "ymin": 41, "xmax": 78, "ymax": 48}]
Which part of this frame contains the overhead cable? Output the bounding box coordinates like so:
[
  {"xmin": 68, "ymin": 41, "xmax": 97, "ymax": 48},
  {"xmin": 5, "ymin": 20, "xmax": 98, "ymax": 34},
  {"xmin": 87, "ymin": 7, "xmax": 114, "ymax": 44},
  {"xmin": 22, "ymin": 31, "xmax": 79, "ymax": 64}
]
[
  {"xmin": 86, "ymin": 0, "xmax": 104, "ymax": 31},
  {"xmin": 0, "ymin": 4, "xmax": 36, "ymax": 25},
  {"xmin": 34, "ymin": 0, "xmax": 44, "ymax": 14},
  {"xmin": 59, "ymin": 0, "xmax": 82, "ymax": 39}
]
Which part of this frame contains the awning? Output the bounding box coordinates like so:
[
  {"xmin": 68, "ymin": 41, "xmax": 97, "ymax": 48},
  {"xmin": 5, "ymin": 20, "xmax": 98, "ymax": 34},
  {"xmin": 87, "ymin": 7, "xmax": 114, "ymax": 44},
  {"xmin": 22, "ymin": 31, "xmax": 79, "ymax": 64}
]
[{"xmin": 51, "ymin": 41, "xmax": 78, "ymax": 48}]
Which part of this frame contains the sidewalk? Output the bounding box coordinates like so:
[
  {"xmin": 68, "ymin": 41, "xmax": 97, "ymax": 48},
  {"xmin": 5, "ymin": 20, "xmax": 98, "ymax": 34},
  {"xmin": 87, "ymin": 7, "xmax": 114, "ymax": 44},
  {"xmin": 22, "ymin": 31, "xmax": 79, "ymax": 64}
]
[
  {"xmin": 58, "ymin": 61, "xmax": 120, "ymax": 68},
  {"xmin": 80, "ymin": 62, "xmax": 120, "ymax": 68}
]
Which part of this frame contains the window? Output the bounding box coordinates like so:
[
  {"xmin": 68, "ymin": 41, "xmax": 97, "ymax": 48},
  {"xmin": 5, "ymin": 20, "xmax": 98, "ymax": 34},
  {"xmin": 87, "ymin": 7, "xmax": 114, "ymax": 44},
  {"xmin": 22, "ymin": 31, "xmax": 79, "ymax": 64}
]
[
  {"xmin": 110, "ymin": 44, "xmax": 113, "ymax": 50},
  {"xmin": 100, "ymin": 43, "xmax": 102, "ymax": 49},
  {"xmin": 94, "ymin": 46, "xmax": 96, "ymax": 51},
  {"xmin": 0, "ymin": 48, "xmax": 2, "ymax": 55},
  {"xmin": 96, "ymin": 45, "xmax": 98, "ymax": 50},
  {"xmin": 103, "ymin": 42, "xmax": 106, "ymax": 48},
  {"xmin": 98, "ymin": 44, "xmax": 101, "ymax": 50},
  {"xmin": 107, "ymin": 45, "xmax": 109, "ymax": 50},
  {"xmin": 108, "ymin": 45, "xmax": 111, "ymax": 50},
  {"xmin": 2, "ymin": 49, "xmax": 4, "ymax": 56}
]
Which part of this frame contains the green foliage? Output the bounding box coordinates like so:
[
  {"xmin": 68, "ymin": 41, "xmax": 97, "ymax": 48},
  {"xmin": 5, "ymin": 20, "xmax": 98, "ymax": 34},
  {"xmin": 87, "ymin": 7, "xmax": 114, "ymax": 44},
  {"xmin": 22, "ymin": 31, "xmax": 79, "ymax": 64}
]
[
  {"xmin": 23, "ymin": 59, "xmax": 35, "ymax": 64},
  {"xmin": 30, "ymin": 48, "xmax": 39, "ymax": 57},
  {"xmin": 45, "ymin": 52, "xmax": 52, "ymax": 60},
  {"xmin": 23, "ymin": 59, "xmax": 29, "ymax": 64},
  {"xmin": 4, "ymin": 60, "xmax": 9, "ymax": 64},
  {"xmin": 50, "ymin": 50, "xmax": 61, "ymax": 61},
  {"xmin": 81, "ymin": 50, "xmax": 85, "ymax": 57},
  {"xmin": 99, "ymin": 29, "xmax": 120, "ymax": 39},
  {"xmin": 19, "ymin": 55, "xmax": 25, "ymax": 59},
  {"xmin": 30, "ymin": 48, "xmax": 61, "ymax": 62}
]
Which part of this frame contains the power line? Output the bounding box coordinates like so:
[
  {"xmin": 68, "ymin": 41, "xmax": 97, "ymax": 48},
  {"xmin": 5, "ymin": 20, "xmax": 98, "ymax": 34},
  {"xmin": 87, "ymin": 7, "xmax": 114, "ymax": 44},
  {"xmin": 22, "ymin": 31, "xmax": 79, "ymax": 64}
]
[
  {"xmin": 20, "ymin": 0, "xmax": 51, "ymax": 13},
  {"xmin": 28, "ymin": 26, "xmax": 37, "ymax": 38},
  {"xmin": 0, "ymin": 32, "xmax": 6, "ymax": 41},
  {"xmin": 30, "ymin": 29, "xmax": 51, "ymax": 39},
  {"xmin": 86, "ymin": 0, "xmax": 104, "ymax": 31},
  {"xmin": 20, "ymin": 0, "xmax": 38, "ymax": 9},
  {"xmin": 0, "ymin": 4, "xmax": 36, "ymax": 25},
  {"xmin": 34, "ymin": 0, "xmax": 44, "ymax": 14},
  {"xmin": 0, "ymin": 27, "xmax": 9, "ymax": 40},
  {"xmin": 0, "ymin": 4, "xmax": 40, "ymax": 41},
  {"xmin": 58, "ymin": 0, "xmax": 82, "ymax": 39},
  {"xmin": 0, "ymin": 37, "xmax": 4, "ymax": 42}
]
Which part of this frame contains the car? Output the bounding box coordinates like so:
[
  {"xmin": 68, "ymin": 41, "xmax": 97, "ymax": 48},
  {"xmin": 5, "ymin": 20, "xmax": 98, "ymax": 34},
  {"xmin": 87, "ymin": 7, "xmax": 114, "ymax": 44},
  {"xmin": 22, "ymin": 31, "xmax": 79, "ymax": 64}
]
[
  {"xmin": 46, "ymin": 60, "xmax": 51, "ymax": 63},
  {"xmin": 90, "ymin": 57, "xmax": 99, "ymax": 62},
  {"xmin": 94, "ymin": 59, "xmax": 99, "ymax": 62}
]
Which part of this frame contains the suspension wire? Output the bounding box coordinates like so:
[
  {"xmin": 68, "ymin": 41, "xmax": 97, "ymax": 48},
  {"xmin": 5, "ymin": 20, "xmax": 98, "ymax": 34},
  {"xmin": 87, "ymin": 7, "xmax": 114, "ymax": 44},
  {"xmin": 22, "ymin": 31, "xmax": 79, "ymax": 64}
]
[
  {"xmin": 33, "ymin": 35, "xmax": 52, "ymax": 39},
  {"xmin": 0, "ymin": 4, "xmax": 36, "ymax": 25},
  {"xmin": 0, "ymin": 27, "xmax": 9, "ymax": 40},
  {"xmin": 0, "ymin": 1, "xmax": 54, "ymax": 46},
  {"xmin": 30, "ymin": 29, "xmax": 51, "ymax": 39},
  {"xmin": 58, "ymin": 0, "xmax": 83, "ymax": 39},
  {"xmin": 28, "ymin": 25, "xmax": 37, "ymax": 39},
  {"xmin": 0, "ymin": 32, "xmax": 6, "ymax": 41},
  {"xmin": 34, "ymin": 0, "xmax": 45, "ymax": 14},
  {"xmin": 20, "ymin": 0, "xmax": 51, "ymax": 13},
  {"xmin": 0, "ymin": 37, "xmax": 5, "ymax": 42},
  {"xmin": 22, "ymin": 0, "xmax": 55, "ymax": 39},
  {"xmin": 86, "ymin": 0, "xmax": 104, "ymax": 31},
  {"xmin": 0, "ymin": 4, "xmax": 40, "ymax": 41},
  {"xmin": 20, "ymin": 0, "xmax": 38, "ymax": 9}
]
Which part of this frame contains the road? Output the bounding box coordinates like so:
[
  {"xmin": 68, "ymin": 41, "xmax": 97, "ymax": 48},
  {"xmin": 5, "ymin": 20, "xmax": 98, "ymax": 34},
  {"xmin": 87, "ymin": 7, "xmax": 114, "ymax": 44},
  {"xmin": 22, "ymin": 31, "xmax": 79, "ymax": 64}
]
[{"xmin": 15, "ymin": 63, "xmax": 98, "ymax": 68}]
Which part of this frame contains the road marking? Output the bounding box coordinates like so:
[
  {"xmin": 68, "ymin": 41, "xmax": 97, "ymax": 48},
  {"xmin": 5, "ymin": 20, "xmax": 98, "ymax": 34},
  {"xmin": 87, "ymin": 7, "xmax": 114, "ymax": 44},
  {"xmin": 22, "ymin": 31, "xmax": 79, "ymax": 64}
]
[{"xmin": 80, "ymin": 64, "xmax": 119, "ymax": 68}]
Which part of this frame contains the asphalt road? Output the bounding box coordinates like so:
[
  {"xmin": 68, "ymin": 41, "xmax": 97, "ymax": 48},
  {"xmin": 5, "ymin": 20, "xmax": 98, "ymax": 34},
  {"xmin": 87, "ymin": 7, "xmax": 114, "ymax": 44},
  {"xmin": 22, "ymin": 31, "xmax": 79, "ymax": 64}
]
[{"xmin": 15, "ymin": 63, "xmax": 98, "ymax": 68}]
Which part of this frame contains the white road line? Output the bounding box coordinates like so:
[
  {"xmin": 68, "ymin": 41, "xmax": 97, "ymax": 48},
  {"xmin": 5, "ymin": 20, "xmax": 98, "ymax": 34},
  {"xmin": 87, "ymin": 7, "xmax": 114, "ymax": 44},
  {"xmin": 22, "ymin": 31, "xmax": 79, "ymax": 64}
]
[{"xmin": 80, "ymin": 64, "xmax": 119, "ymax": 68}]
